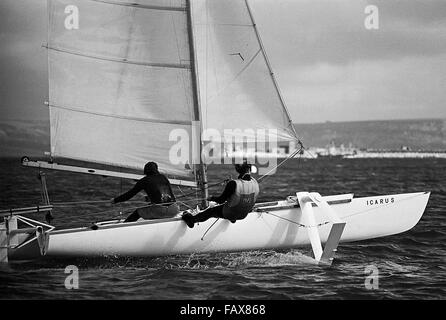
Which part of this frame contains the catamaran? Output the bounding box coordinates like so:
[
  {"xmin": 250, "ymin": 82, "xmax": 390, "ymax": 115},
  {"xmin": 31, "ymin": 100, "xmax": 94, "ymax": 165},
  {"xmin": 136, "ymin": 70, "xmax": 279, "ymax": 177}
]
[{"xmin": 0, "ymin": 0, "xmax": 430, "ymax": 265}]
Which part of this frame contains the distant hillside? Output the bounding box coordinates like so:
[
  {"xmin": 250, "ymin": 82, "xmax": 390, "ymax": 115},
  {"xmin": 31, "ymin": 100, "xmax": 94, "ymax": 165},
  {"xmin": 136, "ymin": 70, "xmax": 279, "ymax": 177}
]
[
  {"xmin": 295, "ymin": 119, "xmax": 446, "ymax": 151},
  {"xmin": 0, "ymin": 120, "xmax": 50, "ymax": 157},
  {"xmin": 0, "ymin": 118, "xmax": 445, "ymax": 157}
]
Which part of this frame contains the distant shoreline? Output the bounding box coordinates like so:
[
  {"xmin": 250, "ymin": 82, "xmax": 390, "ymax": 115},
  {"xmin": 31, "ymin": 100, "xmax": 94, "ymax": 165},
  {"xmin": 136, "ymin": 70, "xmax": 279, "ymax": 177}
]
[
  {"xmin": 1, "ymin": 118, "xmax": 445, "ymax": 157},
  {"xmin": 292, "ymin": 117, "xmax": 446, "ymax": 126}
]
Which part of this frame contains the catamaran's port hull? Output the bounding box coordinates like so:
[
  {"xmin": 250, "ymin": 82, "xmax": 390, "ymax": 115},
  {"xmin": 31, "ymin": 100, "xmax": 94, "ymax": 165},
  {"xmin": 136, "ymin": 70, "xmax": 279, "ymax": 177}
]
[{"xmin": 8, "ymin": 192, "xmax": 429, "ymax": 261}]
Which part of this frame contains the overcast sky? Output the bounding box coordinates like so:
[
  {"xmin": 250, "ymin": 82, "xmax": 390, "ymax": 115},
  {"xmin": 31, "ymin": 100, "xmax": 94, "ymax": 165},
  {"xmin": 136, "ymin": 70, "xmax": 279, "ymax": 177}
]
[{"xmin": 0, "ymin": 0, "xmax": 445, "ymax": 124}]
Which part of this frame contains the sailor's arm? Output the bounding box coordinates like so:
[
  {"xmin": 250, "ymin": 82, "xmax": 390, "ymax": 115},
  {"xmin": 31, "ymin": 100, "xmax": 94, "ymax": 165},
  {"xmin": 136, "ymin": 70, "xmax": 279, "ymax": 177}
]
[
  {"xmin": 209, "ymin": 181, "xmax": 236, "ymax": 204},
  {"xmin": 111, "ymin": 180, "xmax": 144, "ymax": 204}
]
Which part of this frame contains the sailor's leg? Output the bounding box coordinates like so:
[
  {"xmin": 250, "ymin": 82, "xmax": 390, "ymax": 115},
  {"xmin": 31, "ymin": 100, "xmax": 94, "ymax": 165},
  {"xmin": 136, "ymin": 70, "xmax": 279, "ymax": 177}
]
[
  {"xmin": 124, "ymin": 210, "xmax": 141, "ymax": 223},
  {"xmin": 191, "ymin": 205, "xmax": 224, "ymax": 223},
  {"xmin": 182, "ymin": 205, "xmax": 224, "ymax": 228}
]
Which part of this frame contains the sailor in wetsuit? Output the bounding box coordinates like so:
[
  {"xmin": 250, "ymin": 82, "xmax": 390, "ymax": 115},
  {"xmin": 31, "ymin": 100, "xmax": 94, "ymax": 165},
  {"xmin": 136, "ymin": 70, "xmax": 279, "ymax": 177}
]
[
  {"xmin": 181, "ymin": 162, "xmax": 259, "ymax": 228},
  {"xmin": 111, "ymin": 162, "xmax": 179, "ymax": 222}
]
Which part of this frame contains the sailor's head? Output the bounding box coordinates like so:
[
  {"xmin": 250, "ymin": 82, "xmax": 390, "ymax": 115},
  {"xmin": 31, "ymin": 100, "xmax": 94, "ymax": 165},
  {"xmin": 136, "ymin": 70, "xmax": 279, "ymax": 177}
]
[
  {"xmin": 144, "ymin": 161, "xmax": 159, "ymax": 175},
  {"xmin": 235, "ymin": 161, "xmax": 251, "ymax": 175}
]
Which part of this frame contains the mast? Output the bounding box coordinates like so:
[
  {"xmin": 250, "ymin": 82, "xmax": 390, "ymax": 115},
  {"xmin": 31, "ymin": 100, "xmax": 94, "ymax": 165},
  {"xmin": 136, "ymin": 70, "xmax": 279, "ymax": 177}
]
[{"xmin": 186, "ymin": 0, "xmax": 208, "ymax": 208}]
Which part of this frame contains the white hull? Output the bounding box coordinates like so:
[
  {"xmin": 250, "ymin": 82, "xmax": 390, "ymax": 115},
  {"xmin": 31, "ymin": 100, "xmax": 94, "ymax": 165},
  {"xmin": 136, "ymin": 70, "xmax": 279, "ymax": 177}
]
[{"xmin": 8, "ymin": 192, "xmax": 429, "ymax": 261}]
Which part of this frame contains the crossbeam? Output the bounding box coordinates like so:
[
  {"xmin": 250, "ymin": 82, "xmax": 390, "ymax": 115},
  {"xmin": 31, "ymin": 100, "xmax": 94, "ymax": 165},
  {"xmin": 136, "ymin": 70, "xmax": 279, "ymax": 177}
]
[
  {"xmin": 1, "ymin": 215, "xmax": 53, "ymax": 263},
  {"xmin": 21, "ymin": 159, "xmax": 198, "ymax": 188},
  {"xmin": 254, "ymin": 194, "xmax": 353, "ymax": 212},
  {"xmin": 0, "ymin": 205, "xmax": 53, "ymax": 218},
  {"xmin": 8, "ymin": 227, "xmax": 41, "ymax": 237}
]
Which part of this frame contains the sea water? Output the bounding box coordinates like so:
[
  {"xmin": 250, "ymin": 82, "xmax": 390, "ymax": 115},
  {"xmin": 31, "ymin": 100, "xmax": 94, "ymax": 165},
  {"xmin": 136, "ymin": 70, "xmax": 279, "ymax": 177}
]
[{"xmin": 0, "ymin": 158, "xmax": 445, "ymax": 299}]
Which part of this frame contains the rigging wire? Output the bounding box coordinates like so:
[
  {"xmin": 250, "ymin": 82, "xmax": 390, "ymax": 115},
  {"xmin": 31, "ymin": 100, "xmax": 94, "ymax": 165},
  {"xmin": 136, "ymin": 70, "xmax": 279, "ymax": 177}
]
[
  {"xmin": 82, "ymin": 197, "xmax": 210, "ymax": 220},
  {"xmin": 50, "ymin": 180, "xmax": 228, "ymax": 207},
  {"xmin": 261, "ymin": 210, "xmax": 330, "ymax": 228},
  {"xmin": 52, "ymin": 200, "xmax": 144, "ymax": 206},
  {"xmin": 256, "ymin": 143, "xmax": 303, "ymax": 184},
  {"xmin": 200, "ymin": 218, "xmax": 220, "ymax": 241}
]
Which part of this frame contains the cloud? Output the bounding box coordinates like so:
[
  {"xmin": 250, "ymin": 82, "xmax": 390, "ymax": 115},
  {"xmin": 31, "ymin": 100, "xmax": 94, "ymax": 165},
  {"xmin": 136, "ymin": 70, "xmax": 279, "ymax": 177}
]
[
  {"xmin": 0, "ymin": 0, "xmax": 48, "ymax": 121},
  {"xmin": 280, "ymin": 54, "xmax": 446, "ymax": 123},
  {"xmin": 250, "ymin": 0, "xmax": 446, "ymax": 123},
  {"xmin": 0, "ymin": 129, "xmax": 7, "ymax": 138},
  {"xmin": 0, "ymin": 0, "xmax": 445, "ymax": 125},
  {"xmin": 253, "ymin": 0, "xmax": 446, "ymax": 67},
  {"xmin": 375, "ymin": 0, "xmax": 446, "ymax": 26}
]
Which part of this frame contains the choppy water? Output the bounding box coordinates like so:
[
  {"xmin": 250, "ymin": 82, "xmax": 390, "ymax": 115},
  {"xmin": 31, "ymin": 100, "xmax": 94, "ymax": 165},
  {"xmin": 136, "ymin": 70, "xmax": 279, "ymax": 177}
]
[{"xmin": 0, "ymin": 158, "xmax": 445, "ymax": 299}]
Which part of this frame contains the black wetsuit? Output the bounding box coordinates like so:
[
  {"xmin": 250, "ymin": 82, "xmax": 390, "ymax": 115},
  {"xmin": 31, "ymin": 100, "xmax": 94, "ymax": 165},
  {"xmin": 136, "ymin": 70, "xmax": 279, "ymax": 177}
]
[
  {"xmin": 114, "ymin": 173, "xmax": 176, "ymax": 222},
  {"xmin": 114, "ymin": 173, "xmax": 175, "ymax": 204},
  {"xmin": 189, "ymin": 173, "xmax": 252, "ymax": 223}
]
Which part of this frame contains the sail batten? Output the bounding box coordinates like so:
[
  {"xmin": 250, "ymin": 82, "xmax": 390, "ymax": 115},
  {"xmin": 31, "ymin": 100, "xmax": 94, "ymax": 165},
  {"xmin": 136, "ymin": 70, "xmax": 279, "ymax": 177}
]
[
  {"xmin": 90, "ymin": 0, "xmax": 186, "ymax": 12},
  {"xmin": 48, "ymin": 104, "xmax": 192, "ymax": 125},
  {"xmin": 46, "ymin": 45, "xmax": 191, "ymax": 69}
]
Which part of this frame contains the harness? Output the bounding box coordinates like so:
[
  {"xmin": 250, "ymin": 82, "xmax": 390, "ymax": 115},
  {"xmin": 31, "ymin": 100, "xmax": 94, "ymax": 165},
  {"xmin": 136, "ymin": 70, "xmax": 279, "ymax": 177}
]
[{"xmin": 222, "ymin": 175, "xmax": 259, "ymax": 220}]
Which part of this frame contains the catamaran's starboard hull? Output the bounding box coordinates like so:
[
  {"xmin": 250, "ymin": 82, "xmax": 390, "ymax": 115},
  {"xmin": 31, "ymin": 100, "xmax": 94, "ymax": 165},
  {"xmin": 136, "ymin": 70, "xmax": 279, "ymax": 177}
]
[{"xmin": 8, "ymin": 192, "xmax": 429, "ymax": 261}]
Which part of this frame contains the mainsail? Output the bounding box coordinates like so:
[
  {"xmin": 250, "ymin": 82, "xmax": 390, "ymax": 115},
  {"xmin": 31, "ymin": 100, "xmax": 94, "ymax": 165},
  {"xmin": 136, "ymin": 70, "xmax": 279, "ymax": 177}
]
[
  {"xmin": 47, "ymin": 0, "xmax": 195, "ymax": 177},
  {"xmin": 46, "ymin": 0, "xmax": 298, "ymax": 181}
]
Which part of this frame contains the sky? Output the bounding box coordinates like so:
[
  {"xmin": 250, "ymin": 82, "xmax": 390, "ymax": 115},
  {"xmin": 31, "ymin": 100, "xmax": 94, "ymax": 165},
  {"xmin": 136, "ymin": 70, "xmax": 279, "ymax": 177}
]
[{"xmin": 0, "ymin": 0, "xmax": 445, "ymax": 124}]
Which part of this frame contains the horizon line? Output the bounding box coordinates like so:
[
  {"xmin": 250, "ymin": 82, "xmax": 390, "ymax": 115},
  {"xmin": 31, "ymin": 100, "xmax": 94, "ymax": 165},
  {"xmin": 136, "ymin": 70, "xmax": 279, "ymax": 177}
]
[
  {"xmin": 1, "ymin": 116, "xmax": 445, "ymax": 126},
  {"xmin": 293, "ymin": 117, "xmax": 446, "ymax": 125}
]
